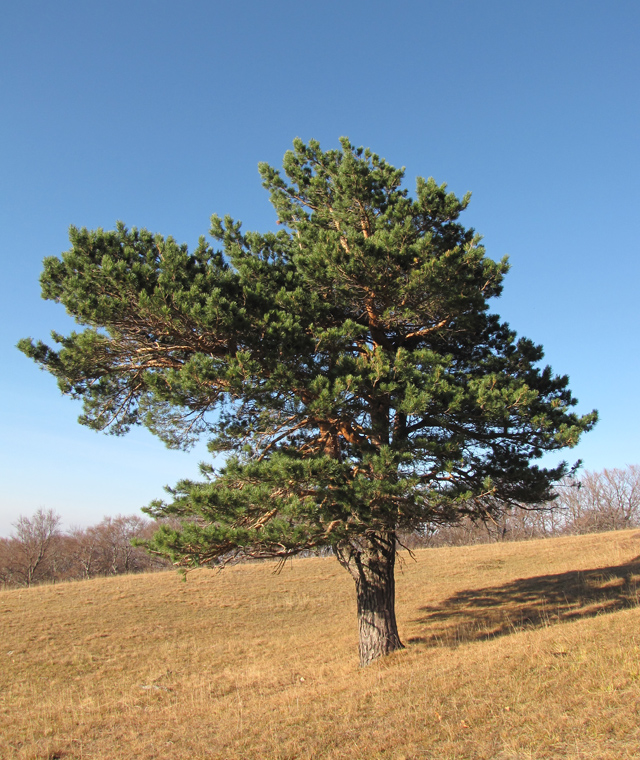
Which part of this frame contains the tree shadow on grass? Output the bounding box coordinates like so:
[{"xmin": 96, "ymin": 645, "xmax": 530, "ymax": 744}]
[{"xmin": 408, "ymin": 556, "xmax": 640, "ymax": 648}]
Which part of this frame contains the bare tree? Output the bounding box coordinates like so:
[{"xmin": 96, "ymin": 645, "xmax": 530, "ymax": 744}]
[
  {"xmin": 10, "ymin": 508, "xmax": 62, "ymax": 586},
  {"xmin": 0, "ymin": 537, "xmax": 20, "ymax": 588},
  {"xmin": 559, "ymin": 466, "xmax": 640, "ymax": 534},
  {"xmin": 598, "ymin": 466, "xmax": 640, "ymax": 529},
  {"xmin": 77, "ymin": 515, "xmax": 166, "ymax": 576},
  {"xmin": 65, "ymin": 526, "xmax": 102, "ymax": 579}
]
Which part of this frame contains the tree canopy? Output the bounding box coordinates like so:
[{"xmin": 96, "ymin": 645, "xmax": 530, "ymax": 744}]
[{"xmin": 19, "ymin": 137, "xmax": 596, "ymax": 664}]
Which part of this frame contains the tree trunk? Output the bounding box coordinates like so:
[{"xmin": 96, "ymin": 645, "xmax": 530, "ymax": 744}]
[{"xmin": 336, "ymin": 530, "xmax": 404, "ymax": 667}]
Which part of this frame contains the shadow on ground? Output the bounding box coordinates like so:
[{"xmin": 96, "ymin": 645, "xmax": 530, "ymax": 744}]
[{"xmin": 409, "ymin": 556, "xmax": 640, "ymax": 647}]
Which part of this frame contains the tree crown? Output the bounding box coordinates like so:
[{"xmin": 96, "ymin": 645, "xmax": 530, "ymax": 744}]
[{"xmin": 19, "ymin": 137, "xmax": 596, "ymax": 566}]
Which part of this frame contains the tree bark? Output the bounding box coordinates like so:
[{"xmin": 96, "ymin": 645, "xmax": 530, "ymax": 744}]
[{"xmin": 336, "ymin": 530, "xmax": 404, "ymax": 667}]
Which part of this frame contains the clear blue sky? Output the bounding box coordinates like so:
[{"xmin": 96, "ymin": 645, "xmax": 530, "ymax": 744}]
[{"xmin": 1, "ymin": 0, "xmax": 638, "ymax": 535}]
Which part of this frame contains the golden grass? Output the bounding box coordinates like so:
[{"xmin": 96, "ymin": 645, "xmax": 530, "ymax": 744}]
[{"xmin": 2, "ymin": 530, "xmax": 640, "ymax": 759}]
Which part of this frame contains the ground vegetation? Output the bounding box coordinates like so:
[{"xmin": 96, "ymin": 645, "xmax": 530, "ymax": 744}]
[{"xmin": 2, "ymin": 529, "xmax": 640, "ymax": 759}]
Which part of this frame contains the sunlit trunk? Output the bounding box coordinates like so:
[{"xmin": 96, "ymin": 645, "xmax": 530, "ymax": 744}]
[{"xmin": 336, "ymin": 530, "xmax": 404, "ymax": 667}]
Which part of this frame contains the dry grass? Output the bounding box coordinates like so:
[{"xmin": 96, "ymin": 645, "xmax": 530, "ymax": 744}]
[{"xmin": 2, "ymin": 530, "xmax": 640, "ymax": 759}]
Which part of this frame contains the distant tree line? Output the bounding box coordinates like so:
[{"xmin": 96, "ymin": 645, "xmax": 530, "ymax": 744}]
[
  {"xmin": 2, "ymin": 465, "xmax": 639, "ymax": 588},
  {"xmin": 0, "ymin": 512, "xmax": 170, "ymax": 588},
  {"xmin": 404, "ymin": 465, "xmax": 640, "ymax": 548}
]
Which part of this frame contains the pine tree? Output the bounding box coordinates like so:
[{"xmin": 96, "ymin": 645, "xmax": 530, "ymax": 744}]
[{"xmin": 19, "ymin": 138, "xmax": 596, "ymax": 666}]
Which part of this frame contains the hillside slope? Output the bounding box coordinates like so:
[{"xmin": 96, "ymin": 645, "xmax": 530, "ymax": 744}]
[{"xmin": 2, "ymin": 530, "xmax": 640, "ymax": 759}]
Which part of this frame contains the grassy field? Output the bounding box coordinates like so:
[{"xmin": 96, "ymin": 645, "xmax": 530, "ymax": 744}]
[{"xmin": 2, "ymin": 530, "xmax": 640, "ymax": 759}]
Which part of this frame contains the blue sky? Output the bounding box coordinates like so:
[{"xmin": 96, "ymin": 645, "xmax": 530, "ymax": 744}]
[{"xmin": 1, "ymin": 0, "xmax": 638, "ymax": 535}]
